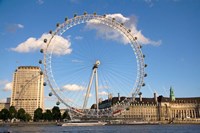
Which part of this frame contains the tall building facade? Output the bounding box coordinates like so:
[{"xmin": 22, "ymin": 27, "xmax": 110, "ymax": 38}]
[{"xmin": 11, "ymin": 66, "xmax": 44, "ymax": 117}]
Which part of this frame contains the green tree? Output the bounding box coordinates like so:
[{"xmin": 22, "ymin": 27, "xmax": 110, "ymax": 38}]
[
  {"xmin": 43, "ymin": 109, "xmax": 53, "ymax": 121},
  {"xmin": 0, "ymin": 108, "xmax": 10, "ymax": 121},
  {"xmin": 62, "ymin": 110, "xmax": 71, "ymax": 120},
  {"xmin": 9, "ymin": 106, "xmax": 17, "ymax": 120},
  {"xmin": 25, "ymin": 113, "xmax": 32, "ymax": 121},
  {"xmin": 52, "ymin": 106, "xmax": 61, "ymax": 121},
  {"xmin": 34, "ymin": 108, "xmax": 43, "ymax": 121},
  {"xmin": 17, "ymin": 108, "xmax": 26, "ymax": 121}
]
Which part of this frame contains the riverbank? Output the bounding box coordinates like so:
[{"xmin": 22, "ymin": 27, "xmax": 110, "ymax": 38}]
[
  {"xmin": 0, "ymin": 122, "xmax": 57, "ymax": 127},
  {"xmin": 1, "ymin": 121, "xmax": 200, "ymax": 127}
]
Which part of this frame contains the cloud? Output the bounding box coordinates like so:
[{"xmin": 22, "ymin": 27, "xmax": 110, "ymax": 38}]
[
  {"xmin": 3, "ymin": 82, "xmax": 12, "ymax": 91},
  {"xmin": 144, "ymin": 0, "xmax": 154, "ymax": 7},
  {"xmin": 37, "ymin": 0, "xmax": 44, "ymax": 5},
  {"xmin": 0, "ymin": 80, "xmax": 8, "ymax": 85},
  {"xmin": 62, "ymin": 84, "xmax": 85, "ymax": 91},
  {"xmin": 6, "ymin": 23, "xmax": 24, "ymax": 33},
  {"xmin": 72, "ymin": 59, "xmax": 83, "ymax": 63},
  {"xmin": 74, "ymin": 36, "xmax": 83, "ymax": 40},
  {"xmin": 0, "ymin": 99, "xmax": 6, "ymax": 103},
  {"xmin": 84, "ymin": 93, "xmax": 92, "ymax": 97},
  {"xmin": 63, "ymin": 98, "xmax": 74, "ymax": 103},
  {"xmin": 11, "ymin": 33, "xmax": 72, "ymax": 55},
  {"xmin": 99, "ymin": 91, "xmax": 108, "ymax": 96},
  {"xmin": 86, "ymin": 13, "xmax": 161, "ymax": 46},
  {"xmin": 99, "ymin": 85, "xmax": 109, "ymax": 89}
]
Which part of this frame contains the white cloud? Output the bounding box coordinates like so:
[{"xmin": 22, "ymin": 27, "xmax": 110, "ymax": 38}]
[
  {"xmin": 144, "ymin": 0, "xmax": 154, "ymax": 7},
  {"xmin": 37, "ymin": 0, "xmax": 44, "ymax": 5},
  {"xmin": 6, "ymin": 23, "xmax": 24, "ymax": 33},
  {"xmin": 63, "ymin": 98, "xmax": 74, "ymax": 103},
  {"xmin": 3, "ymin": 82, "xmax": 12, "ymax": 91},
  {"xmin": 84, "ymin": 93, "xmax": 92, "ymax": 97},
  {"xmin": 0, "ymin": 80, "xmax": 8, "ymax": 85},
  {"xmin": 99, "ymin": 85, "xmax": 109, "ymax": 89},
  {"xmin": 17, "ymin": 24, "xmax": 24, "ymax": 28},
  {"xmin": 62, "ymin": 84, "xmax": 85, "ymax": 91},
  {"xmin": 11, "ymin": 33, "xmax": 72, "ymax": 55},
  {"xmin": 72, "ymin": 59, "xmax": 83, "ymax": 63},
  {"xmin": 0, "ymin": 98, "xmax": 6, "ymax": 103},
  {"xmin": 86, "ymin": 13, "xmax": 161, "ymax": 46},
  {"xmin": 74, "ymin": 36, "xmax": 83, "ymax": 40},
  {"xmin": 99, "ymin": 91, "xmax": 108, "ymax": 96}
]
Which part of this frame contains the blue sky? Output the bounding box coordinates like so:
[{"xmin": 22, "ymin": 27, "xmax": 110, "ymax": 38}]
[{"xmin": 0, "ymin": 0, "xmax": 200, "ymax": 108}]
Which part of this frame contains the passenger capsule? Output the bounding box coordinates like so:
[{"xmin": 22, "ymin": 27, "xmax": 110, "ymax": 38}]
[
  {"xmin": 39, "ymin": 60, "xmax": 42, "ymax": 64},
  {"xmin": 145, "ymin": 64, "xmax": 148, "ymax": 67},
  {"xmin": 49, "ymin": 30, "xmax": 52, "ymax": 34},
  {"xmin": 127, "ymin": 29, "xmax": 131, "ymax": 33},
  {"xmin": 142, "ymin": 83, "xmax": 145, "ymax": 86},
  {"xmin": 65, "ymin": 17, "xmax": 68, "ymax": 21},
  {"xmin": 83, "ymin": 12, "xmax": 87, "ymax": 15},
  {"xmin": 144, "ymin": 73, "xmax": 147, "ymax": 77},
  {"xmin": 56, "ymin": 101, "xmax": 60, "ymax": 105},
  {"xmin": 49, "ymin": 92, "xmax": 53, "ymax": 96},
  {"xmin": 74, "ymin": 14, "xmax": 77, "ymax": 17},
  {"xmin": 143, "ymin": 55, "xmax": 145, "ymax": 58},
  {"xmin": 134, "ymin": 37, "xmax": 137, "ymax": 40},
  {"xmin": 93, "ymin": 12, "xmax": 97, "ymax": 16},
  {"xmin": 56, "ymin": 23, "xmax": 60, "ymax": 27},
  {"xmin": 40, "ymin": 71, "xmax": 43, "ymax": 75},
  {"xmin": 44, "ymin": 39, "xmax": 47, "ymax": 43},
  {"xmin": 103, "ymin": 14, "xmax": 106, "ymax": 18},
  {"xmin": 40, "ymin": 49, "xmax": 44, "ymax": 53},
  {"xmin": 43, "ymin": 82, "xmax": 47, "ymax": 86}
]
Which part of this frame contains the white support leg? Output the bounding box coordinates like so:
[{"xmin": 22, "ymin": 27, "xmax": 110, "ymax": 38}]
[
  {"xmin": 83, "ymin": 70, "xmax": 95, "ymax": 109},
  {"xmin": 95, "ymin": 69, "xmax": 99, "ymax": 117},
  {"xmin": 82, "ymin": 60, "xmax": 100, "ymax": 115}
]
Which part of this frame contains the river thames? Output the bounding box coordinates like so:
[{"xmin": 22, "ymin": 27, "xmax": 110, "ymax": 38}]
[{"xmin": 0, "ymin": 124, "xmax": 200, "ymax": 133}]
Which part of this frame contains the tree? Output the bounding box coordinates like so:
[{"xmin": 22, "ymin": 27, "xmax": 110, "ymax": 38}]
[
  {"xmin": 9, "ymin": 106, "xmax": 17, "ymax": 120},
  {"xmin": 17, "ymin": 108, "xmax": 26, "ymax": 121},
  {"xmin": 62, "ymin": 110, "xmax": 71, "ymax": 120},
  {"xmin": 34, "ymin": 108, "xmax": 43, "ymax": 121},
  {"xmin": 43, "ymin": 110, "xmax": 53, "ymax": 121},
  {"xmin": 0, "ymin": 108, "xmax": 10, "ymax": 121},
  {"xmin": 25, "ymin": 113, "xmax": 32, "ymax": 121},
  {"xmin": 52, "ymin": 106, "xmax": 61, "ymax": 121}
]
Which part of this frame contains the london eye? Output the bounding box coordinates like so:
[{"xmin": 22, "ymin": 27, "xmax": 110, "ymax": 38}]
[{"xmin": 40, "ymin": 13, "xmax": 147, "ymax": 118}]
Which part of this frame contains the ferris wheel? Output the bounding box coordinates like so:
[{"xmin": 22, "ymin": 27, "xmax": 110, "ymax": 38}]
[{"xmin": 40, "ymin": 12, "xmax": 147, "ymax": 118}]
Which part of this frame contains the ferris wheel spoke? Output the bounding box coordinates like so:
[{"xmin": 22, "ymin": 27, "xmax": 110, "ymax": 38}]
[{"xmin": 101, "ymin": 66, "xmax": 134, "ymax": 95}]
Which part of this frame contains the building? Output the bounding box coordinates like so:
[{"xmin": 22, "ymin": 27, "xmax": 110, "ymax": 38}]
[
  {"xmin": 99, "ymin": 87, "xmax": 200, "ymax": 122},
  {"xmin": 0, "ymin": 98, "xmax": 10, "ymax": 110},
  {"xmin": 10, "ymin": 66, "xmax": 44, "ymax": 117}
]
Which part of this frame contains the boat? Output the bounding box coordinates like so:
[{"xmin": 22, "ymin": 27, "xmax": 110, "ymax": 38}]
[{"xmin": 61, "ymin": 120, "xmax": 107, "ymax": 126}]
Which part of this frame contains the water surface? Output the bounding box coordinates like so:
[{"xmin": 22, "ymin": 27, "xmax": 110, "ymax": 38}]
[{"xmin": 0, "ymin": 124, "xmax": 200, "ymax": 133}]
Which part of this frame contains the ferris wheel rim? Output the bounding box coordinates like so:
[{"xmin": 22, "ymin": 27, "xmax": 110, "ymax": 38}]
[{"xmin": 43, "ymin": 13, "xmax": 146, "ymax": 116}]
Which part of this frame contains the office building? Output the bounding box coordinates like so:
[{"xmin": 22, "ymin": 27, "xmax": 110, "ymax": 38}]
[{"xmin": 10, "ymin": 66, "xmax": 44, "ymax": 117}]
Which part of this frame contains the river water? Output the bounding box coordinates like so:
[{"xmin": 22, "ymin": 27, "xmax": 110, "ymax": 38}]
[{"xmin": 0, "ymin": 124, "xmax": 200, "ymax": 133}]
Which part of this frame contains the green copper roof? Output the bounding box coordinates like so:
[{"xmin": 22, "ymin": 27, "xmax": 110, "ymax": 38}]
[{"xmin": 170, "ymin": 86, "xmax": 176, "ymax": 101}]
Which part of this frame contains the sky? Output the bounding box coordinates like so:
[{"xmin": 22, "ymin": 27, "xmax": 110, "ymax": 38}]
[{"xmin": 0, "ymin": 0, "xmax": 200, "ymax": 108}]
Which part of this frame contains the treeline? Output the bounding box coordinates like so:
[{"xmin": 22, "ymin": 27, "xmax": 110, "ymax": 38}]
[{"xmin": 0, "ymin": 106, "xmax": 70, "ymax": 122}]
